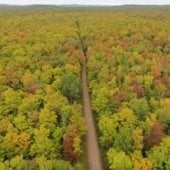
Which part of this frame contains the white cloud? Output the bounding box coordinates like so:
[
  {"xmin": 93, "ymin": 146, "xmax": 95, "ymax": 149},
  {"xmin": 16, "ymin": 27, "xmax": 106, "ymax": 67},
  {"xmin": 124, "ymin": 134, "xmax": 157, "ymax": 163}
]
[{"xmin": 0, "ymin": 0, "xmax": 169, "ymax": 5}]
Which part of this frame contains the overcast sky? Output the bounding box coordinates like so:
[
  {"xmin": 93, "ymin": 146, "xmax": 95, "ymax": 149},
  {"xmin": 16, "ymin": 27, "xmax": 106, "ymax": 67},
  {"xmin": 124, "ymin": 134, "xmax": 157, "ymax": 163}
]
[{"xmin": 0, "ymin": 0, "xmax": 170, "ymax": 5}]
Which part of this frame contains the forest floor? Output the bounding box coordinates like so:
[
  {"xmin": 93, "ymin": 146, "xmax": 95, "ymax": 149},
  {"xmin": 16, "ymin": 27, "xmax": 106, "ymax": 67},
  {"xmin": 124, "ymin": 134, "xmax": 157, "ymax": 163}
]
[{"xmin": 82, "ymin": 59, "xmax": 103, "ymax": 170}]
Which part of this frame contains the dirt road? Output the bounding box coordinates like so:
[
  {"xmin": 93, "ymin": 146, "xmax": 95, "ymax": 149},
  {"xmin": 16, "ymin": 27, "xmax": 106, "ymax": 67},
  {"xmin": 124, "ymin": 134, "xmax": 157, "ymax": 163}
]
[{"xmin": 82, "ymin": 59, "xmax": 102, "ymax": 170}]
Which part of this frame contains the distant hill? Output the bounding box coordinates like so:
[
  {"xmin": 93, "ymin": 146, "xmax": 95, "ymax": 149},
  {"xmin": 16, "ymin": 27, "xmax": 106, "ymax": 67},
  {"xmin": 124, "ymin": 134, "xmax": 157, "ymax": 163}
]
[
  {"xmin": 0, "ymin": 4, "xmax": 9, "ymax": 7},
  {"xmin": 0, "ymin": 4, "xmax": 170, "ymax": 10}
]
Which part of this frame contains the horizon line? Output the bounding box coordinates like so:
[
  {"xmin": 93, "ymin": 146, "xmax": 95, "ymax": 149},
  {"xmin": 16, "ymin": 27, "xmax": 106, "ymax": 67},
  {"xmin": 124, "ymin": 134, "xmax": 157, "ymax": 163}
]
[{"xmin": 0, "ymin": 3, "xmax": 170, "ymax": 6}]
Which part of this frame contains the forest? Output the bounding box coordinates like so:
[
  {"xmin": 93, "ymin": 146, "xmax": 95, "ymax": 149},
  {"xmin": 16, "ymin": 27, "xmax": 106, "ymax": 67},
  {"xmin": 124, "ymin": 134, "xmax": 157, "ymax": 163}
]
[{"xmin": 0, "ymin": 5, "xmax": 170, "ymax": 170}]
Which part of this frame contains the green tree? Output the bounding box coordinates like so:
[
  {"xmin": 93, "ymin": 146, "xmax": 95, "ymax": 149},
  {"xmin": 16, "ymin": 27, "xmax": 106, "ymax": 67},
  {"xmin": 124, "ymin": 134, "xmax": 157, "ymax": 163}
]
[
  {"xmin": 114, "ymin": 127, "xmax": 134, "ymax": 153},
  {"xmin": 99, "ymin": 115, "xmax": 116, "ymax": 146},
  {"xmin": 30, "ymin": 127, "xmax": 55, "ymax": 158},
  {"xmin": 19, "ymin": 95, "xmax": 44, "ymax": 114},
  {"xmin": 36, "ymin": 156, "xmax": 74, "ymax": 170},
  {"xmin": 53, "ymin": 127, "xmax": 64, "ymax": 158},
  {"xmin": 9, "ymin": 155, "xmax": 26, "ymax": 170},
  {"xmin": 143, "ymin": 74, "xmax": 154, "ymax": 90},
  {"xmin": 92, "ymin": 85, "xmax": 112, "ymax": 115},
  {"xmin": 107, "ymin": 148, "xmax": 132, "ymax": 170},
  {"xmin": 147, "ymin": 137, "xmax": 170, "ymax": 170},
  {"xmin": 0, "ymin": 88, "xmax": 22, "ymax": 115},
  {"xmin": 13, "ymin": 114, "xmax": 32, "ymax": 132},
  {"xmin": 129, "ymin": 98, "xmax": 150, "ymax": 120},
  {"xmin": 59, "ymin": 73, "xmax": 81, "ymax": 102},
  {"xmin": 156, "ymin": 98, "xmax": 170, "ymax": 133},
  {"xmin": 39, "ymin": 108, "xmax": 57, "ymax": 131}
]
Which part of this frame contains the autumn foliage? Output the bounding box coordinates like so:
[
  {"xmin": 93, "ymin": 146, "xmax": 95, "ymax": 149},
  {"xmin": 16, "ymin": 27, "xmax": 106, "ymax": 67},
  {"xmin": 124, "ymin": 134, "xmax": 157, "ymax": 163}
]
[
  {"xmin": 0, "ymin": 5, "xmax": 169, "ymax": 170},
  {"xmin": 144, "ymin": 122, "xmax": 165, "ymax": 150}
]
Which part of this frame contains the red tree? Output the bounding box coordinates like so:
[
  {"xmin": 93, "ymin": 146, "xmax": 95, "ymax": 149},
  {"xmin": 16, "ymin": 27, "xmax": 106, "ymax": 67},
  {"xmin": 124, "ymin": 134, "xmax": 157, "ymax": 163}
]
[
  {"xmin": 63, "ymin": 127, "xmax": 78, "ymax": 162},
  {"xmin": 144, "ymin": 121, "xmax": 165, "ymax": 150}
]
